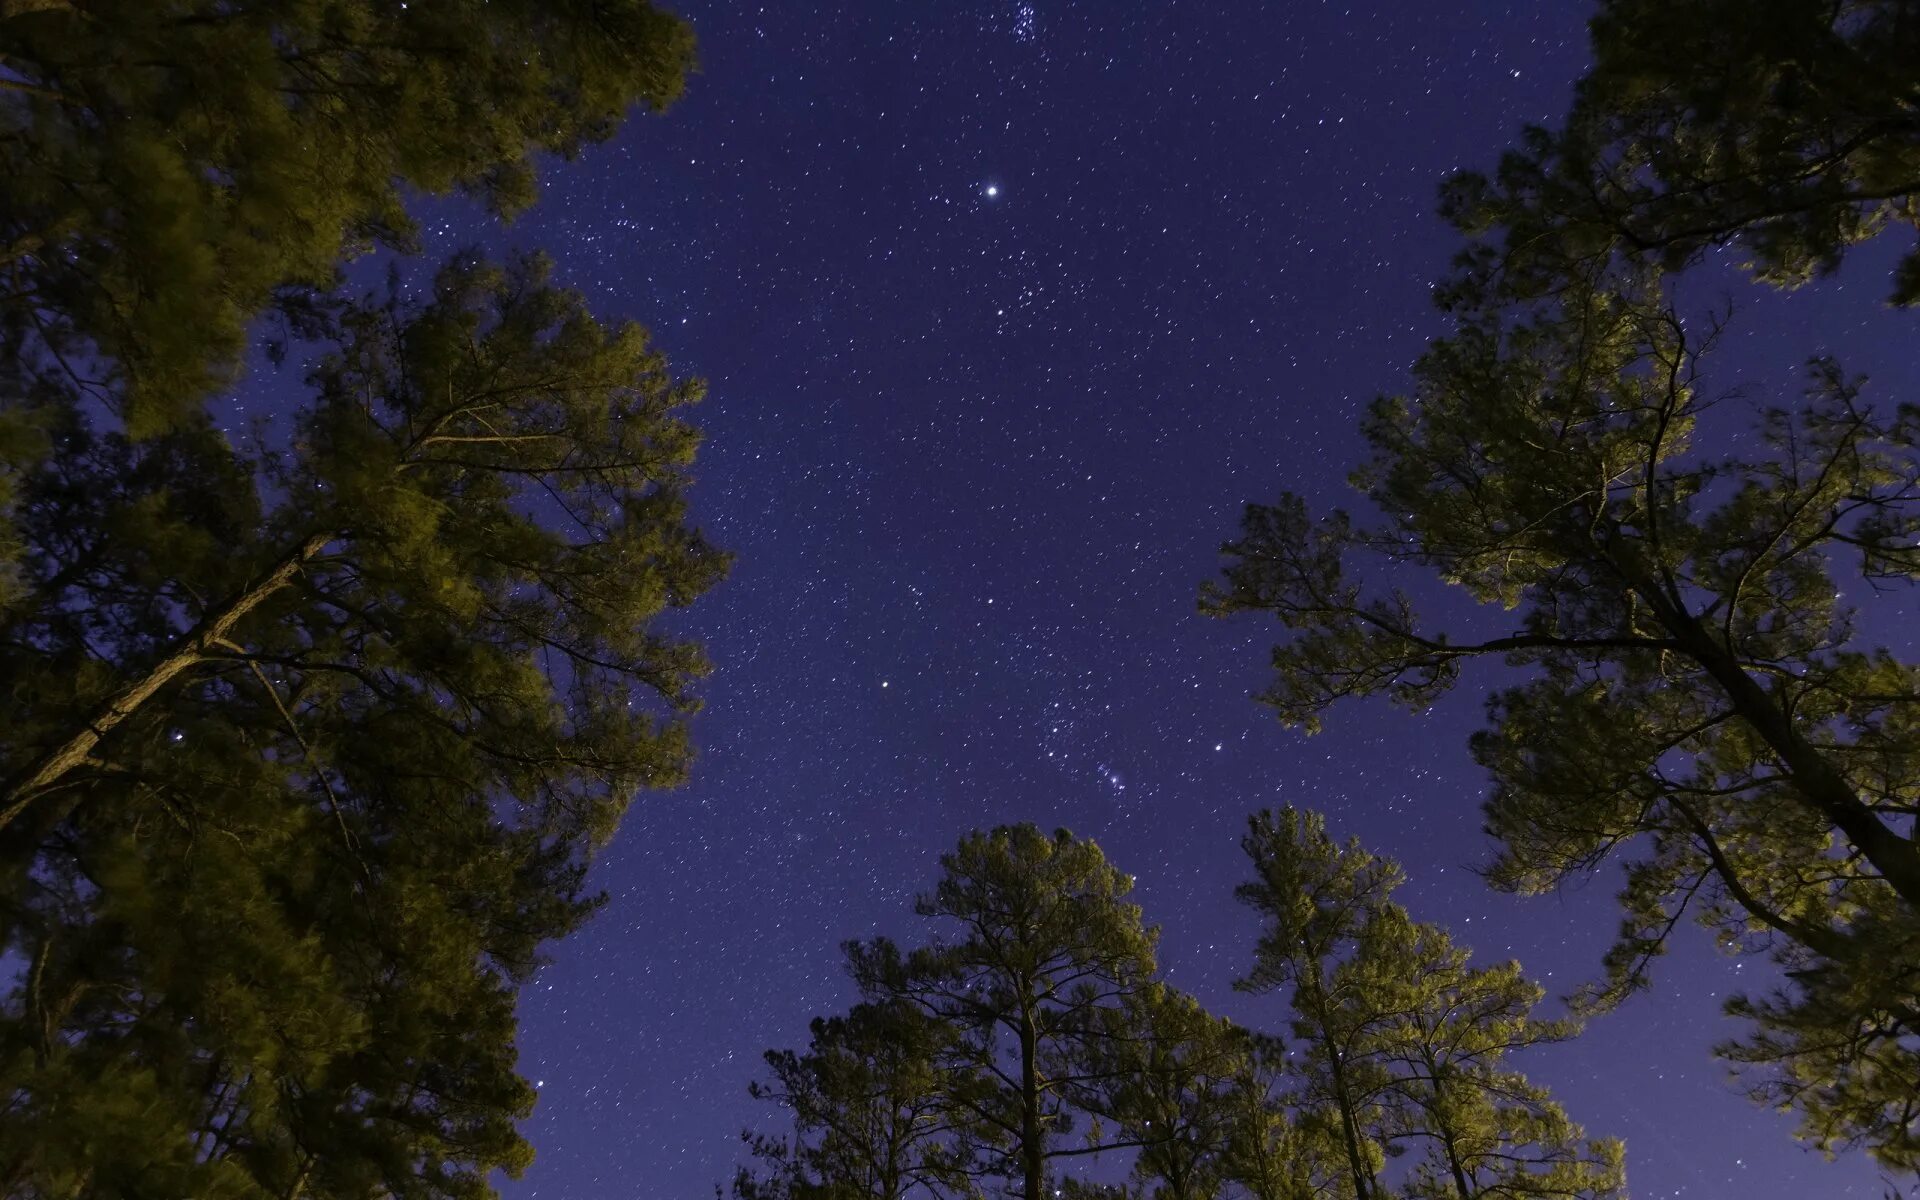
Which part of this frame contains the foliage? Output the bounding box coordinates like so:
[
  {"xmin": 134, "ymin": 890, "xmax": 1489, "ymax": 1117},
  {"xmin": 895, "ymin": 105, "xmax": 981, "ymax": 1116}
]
[
  {"xmin": 736, "ymin": 996, "xmax": 979, "ymax": 1200},
  {"xmin": 1360, "ymin": 909, "xmax": 1626, "ymax": 1200},
  {"xmin": 0, "ymin": 254, "xmax": 726, "ymax": 1197},
  {"xmin": 1205, "ymin": 0, "xmax": 1920, "ymax": 1170},
  {"xmin": 1236, "ymin": 809, "xmax": 1626, "ymax": 1200},
  {"xmin": 853, "ymin": 826, "xmax": 1161, "ymax": 1200},
  {"xmin": 1214, "ymin": 1049, "xmax": 1348, "ymax": 1200},
  {"xmin": 1439, "ymin": 0, "xmax": 1920, "ymax": 308},
  {"xmin": 748, "ymin": 826, "xmax": 1167, "ymax": 1200},
  {"xmin": 0, "ymin": 0, "xmax": 695, "ymax": 433},
  {"xmin": 1213, "ymin": 259, "xmax": 1920, "ymax": 1159},
  {"xmin": 742, "ymin": 821, "xmax": 1621, "ymax": 1200},
  {"xmin": 1236, "ymin": 808, "xmax": 1400, "ymax": 1200},
  {"xmin": 1076, "ymin": 985, "xmax": 1250, "ymax": 1200},
  {"xmin": 1205, "ymin": 256, "xmax": 1920, "ymax": 1168}
]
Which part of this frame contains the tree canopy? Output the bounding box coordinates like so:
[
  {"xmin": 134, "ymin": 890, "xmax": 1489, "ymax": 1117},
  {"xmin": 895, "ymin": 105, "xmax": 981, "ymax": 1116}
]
[
  {"xmin": 1205, "ymin": 0, "xmax": 1920, "ymax": 1172},
  {"xmin": 1440, "ymin": 0, "xmax": 1920, "ymax": 308},
  {"xmin": 741, "ymin": 820, "xmax": 1624, "ymax": 1200},
  {"xmin": 854, "ymin": 826, "xmax": 1161, "ymax": 1200},
  {"xmin": 0, "ymin": 2, "xmax": 726, "ymax": 1191},
  {"xmin": 0, "ymin": 0, "xmax": 695, "ymax": 433},
  {"xmin": 1206, "ymin": 268, "xmax": 1920, "ymax": 1171},
  {"xmin": 736, "ymin": 996, "xmax": 977, "ymax": 1200},
  {"xmin": 1074, "ymin": 985, "xmax": 1254, "ymax": 1200},
  {"xmin": 0, "ymin": 254, "xmax": 726, "ymax": 1197},
  {"xmin": 1236, "ymin": 808, "xmax": 1624, "ymax": 1200}
]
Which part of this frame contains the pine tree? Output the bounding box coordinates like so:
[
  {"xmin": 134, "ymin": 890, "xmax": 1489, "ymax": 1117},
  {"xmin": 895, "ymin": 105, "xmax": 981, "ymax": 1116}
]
[
  {"xmin": 1235, "ymin": 809, "xmax": 1400, "ymax": 1200},
  {"xmin": 737, "ymin": 997, "xmax": 980, "ymax": 1200},
  {"xmin": 1206, "ymin": 0, "xmax": 1920, "ymax": 1172},
  {"xmin": 1215, "ymin": 1050, "xmax": 1348, "ymax": 1200},
  {"xmin": 1356, "ymin": 909, "xmax": 1626, "ymax": 1200},
  {"xmin": 851, "ymin": 826, "xmax": 1161, "ymax": 1200},
  {"xmin": 0, "ymin": 0, "xmax": 695, "ymax": 433},
  {"xmin": 1438, "ymin": 2, "xmax": 1920, "ymax": 1170},
  {"xmin": 1204, "ymin": 270, "xmax": 1920, "ymax": 1168},
  {"xmin": 0, "ymin": 253, "xmax": 726, "ymax": 1197},
  {"xmin": 1078, "ymin": 984, "xmax": 1249, "ymax": 1200},
  {"xmin": 1438, "ymin": 0, "xmax": 1920, "ymax": 308},
  {"xmin": 1234, "ymin": 809, "xmax": 1624, "ymax": 1200}
]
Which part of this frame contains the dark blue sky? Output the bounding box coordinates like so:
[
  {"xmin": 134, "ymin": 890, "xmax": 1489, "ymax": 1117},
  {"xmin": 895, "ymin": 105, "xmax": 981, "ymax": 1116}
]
[{"xmin": 430, "ymin": 4, "xmax": 1914, "ymax": 1196}]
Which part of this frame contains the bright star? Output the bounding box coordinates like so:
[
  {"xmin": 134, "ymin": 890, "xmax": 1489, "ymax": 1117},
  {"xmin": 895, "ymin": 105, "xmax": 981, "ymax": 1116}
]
[{"xmin": 984, "ymin": 184, "xmax": 999, "ymax": 198}]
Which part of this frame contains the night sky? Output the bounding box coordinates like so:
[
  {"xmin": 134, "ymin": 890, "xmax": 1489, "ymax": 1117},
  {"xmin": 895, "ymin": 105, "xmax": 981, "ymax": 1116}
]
[{"xmin": 391, "ymin": 4, "xmax": 1916, "ymax": 1197}]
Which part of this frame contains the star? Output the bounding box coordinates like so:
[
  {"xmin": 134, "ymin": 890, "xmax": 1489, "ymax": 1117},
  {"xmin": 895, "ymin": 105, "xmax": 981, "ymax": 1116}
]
[{"xmin": 984, "ymin": 183, "xmax": 999, "ymax": 198}]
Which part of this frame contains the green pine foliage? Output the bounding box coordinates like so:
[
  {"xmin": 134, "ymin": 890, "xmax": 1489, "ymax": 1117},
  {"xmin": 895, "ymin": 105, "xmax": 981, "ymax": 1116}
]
[
  {"xmin": 1215, "ymin": 1049, "xmax": 1348, "ymax": 1200},
  {"xmin": 0, "ymin": 0, "xmax": 695, "ymax": 433},
  {"xmin": 1438, "ymin": 0, "xmax": 1920, "ymax": 307},
  {"xmin": 736, "ymin": 996, "xmax": 982, "ymax": 1200},
  {"xmin": 1235, "ymin": 809, "xmax": 1400, "ymax": 1200},
  {"xmin": 1358, "ymin": 911, "xmax": 1625, "ymax": 1200},
  {"xmin": 1204, "ymin": 0, "xmax": 1920, "ymax": 1171},
  {"xmin": 745, "ymin": 826, "xmax": 1169, "ymax": 1200},
  {"xmin": 1204, "ymin": 265, "xmax": 1920, "ymax": 1172},
  {"xmin": 1236, "ymin": 809, "xmax": 1626, "ymax": 1200},
  {"xmin": 855, "ymin": 826, "xmax": 1162, "ymax": 1200},
  {"xmin": 0, "ymin": 254, "xmax": 726, "ymax": 1198},
  {"xmin": 1077, "ymin": 984, "xmax": 1252, "ymax": 1200},
  {"xmin": 742, "ymin": 821, "xmax": 1624, "ymax": 1200}
]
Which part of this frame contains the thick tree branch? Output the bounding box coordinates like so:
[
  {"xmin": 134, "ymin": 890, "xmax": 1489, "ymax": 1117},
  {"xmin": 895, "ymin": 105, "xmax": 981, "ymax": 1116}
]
[{"xmin": 0, "ymin": 530, "xmax": 337, "ymax": 830}]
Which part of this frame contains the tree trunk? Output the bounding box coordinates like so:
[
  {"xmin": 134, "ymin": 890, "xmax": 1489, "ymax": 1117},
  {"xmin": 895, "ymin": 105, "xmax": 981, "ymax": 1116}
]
[
  {"xmin": 282, "ymin": 1156, "xmax": 313, "ymax": 1200},
  {"xmin": 1431, "ymin": 1076, "xmax": 1473, "ymax": 1200},
  {"xmin": 1021, "ymin": 1001, "xmax": 1042, "ymax": 1200},
  {"xmin": 1615, "ymin": 557, "xmax": 1920, "ymax": 912},
  {"xmin": 1667, "ymin": 611, "xmax": 1920, "ymax": 910},
  {"xmin": 1443, "ymin": 1131, "xmax": 1474, "ymax": 1200},
  {"xmin": 1321, "ymin": 1026, "xmax": 1374, "ymax": 1200},
  {"xmin": 1301, "ymin": 970, "xmax": 1373, "ymax": 1200}
]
